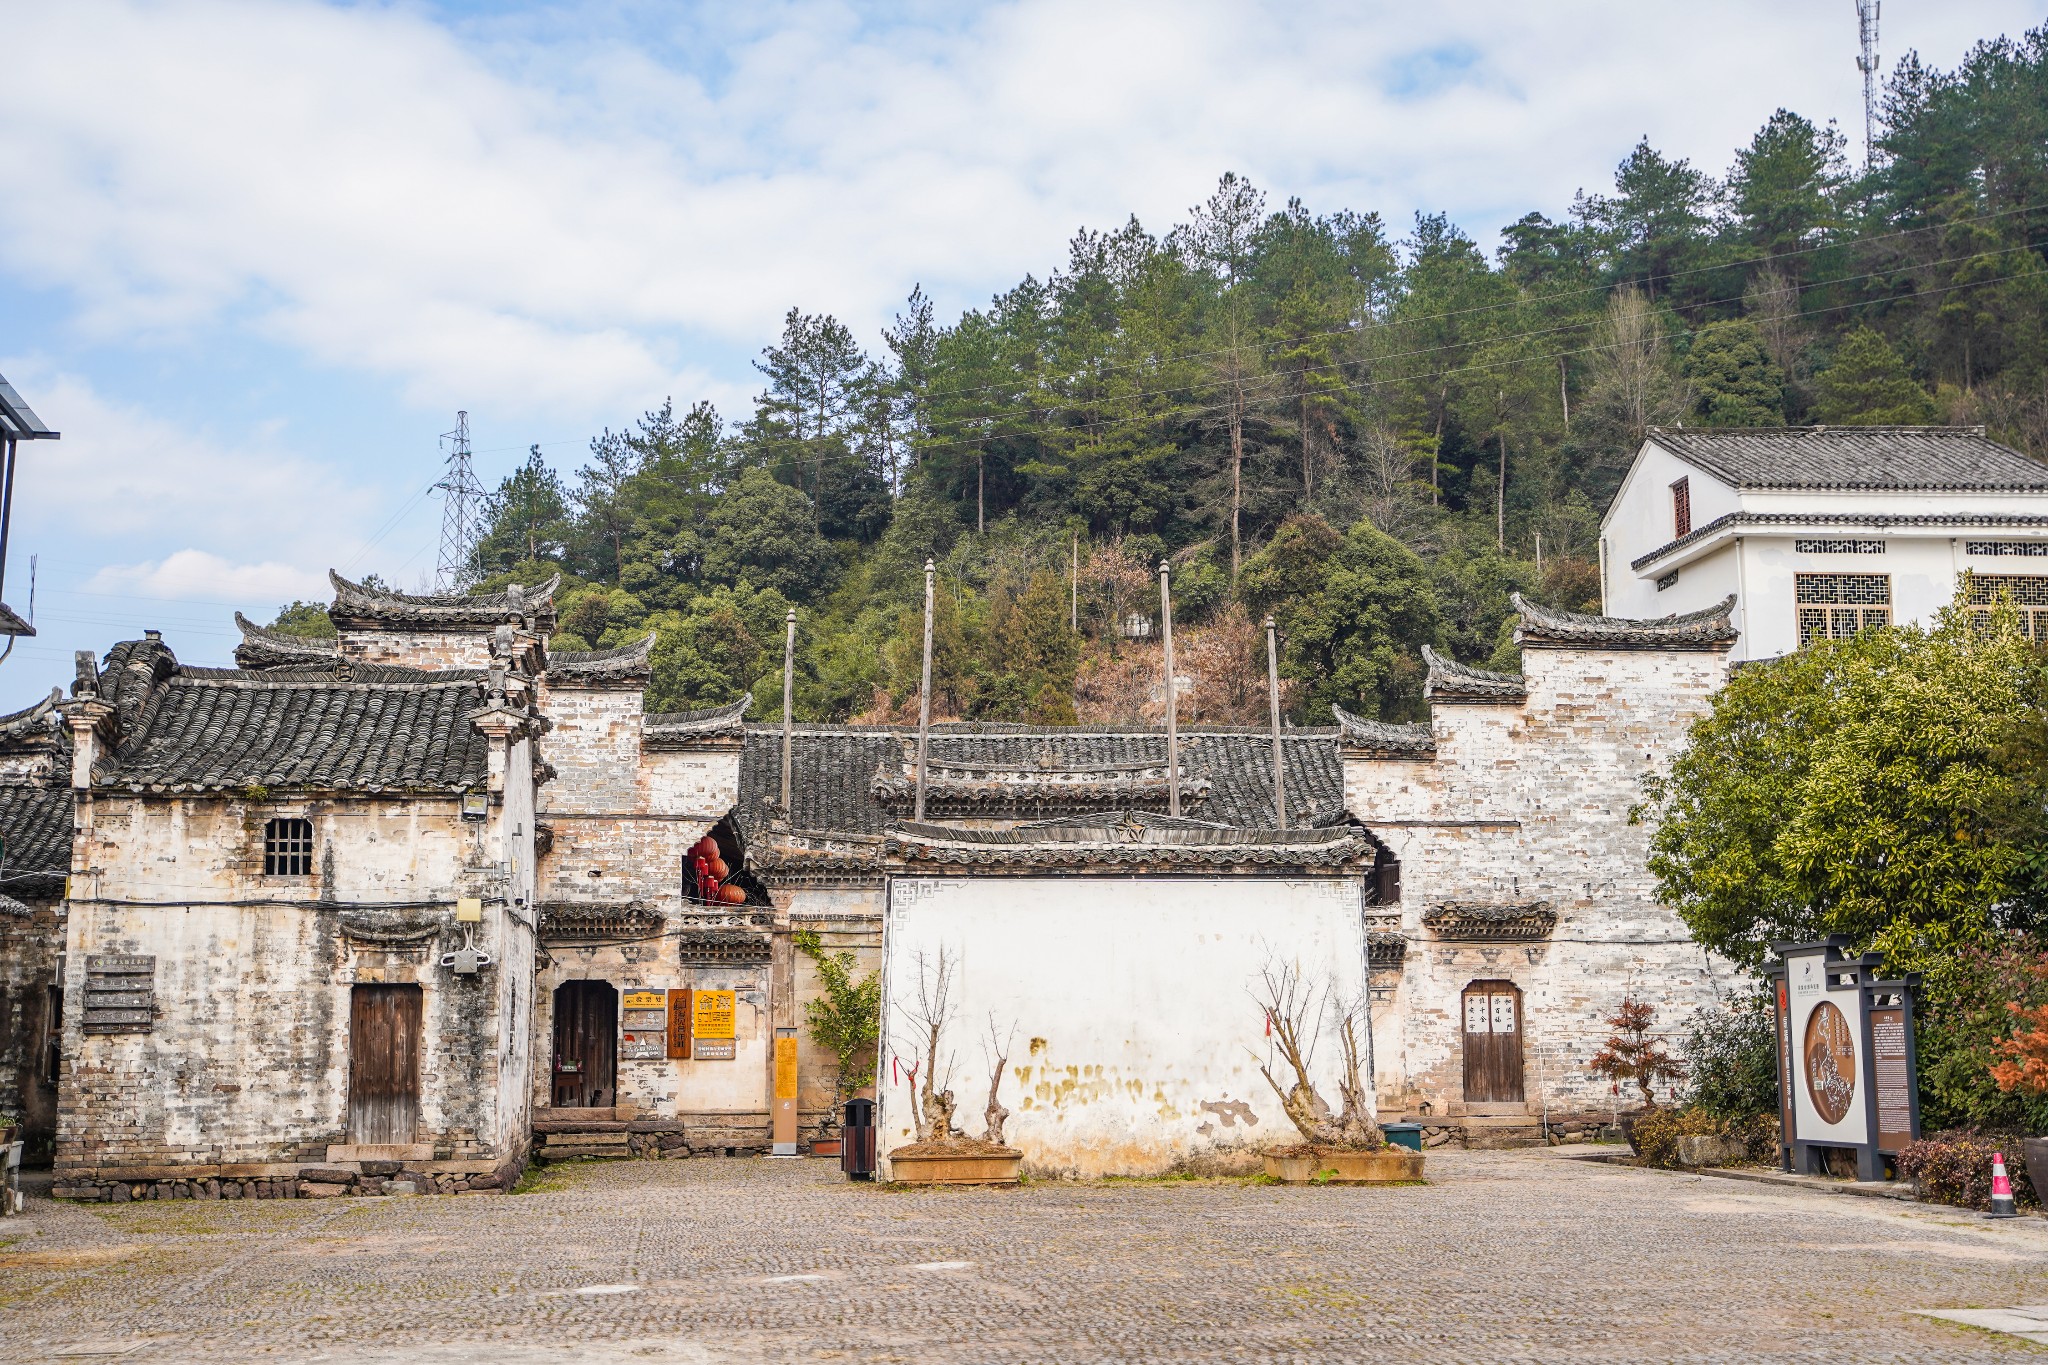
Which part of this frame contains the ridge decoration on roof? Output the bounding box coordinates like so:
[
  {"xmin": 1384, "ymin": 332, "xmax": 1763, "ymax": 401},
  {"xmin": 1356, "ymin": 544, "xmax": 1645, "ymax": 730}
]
[
  {"xmin": 1511, "ymin": 592, "xmax": 1738, "ymax": 651},
  {"xmin": 644, "ymin": 694, "xmax": 752, "ymax": 747},
  {"xmin": 1330, "ymin": 704, "xmax": 1436, "ymax": 759},
  {"xmin": 549, "ymin": 633, "xmax": 655, "ymax": 687},
  {"xmin": 1645, "ymin": 425, "xmax": 2048, "ymax": 493},
  {"xmin": 1421, "ymin": 647, "xmax": 1527, "ymax": 704},
  {"xmin": 328, "ymin": 569, "xmax": 560, "ymax": 632},
  {"xmin": 883, "ymin": 809, "xmax": 1378, "ymax": 872},
  {"xmin": 0, "ymin": 688, "xmax": 63, "ymax": 745},
  {"xmin": 233, "ymin": 612, "xmax": 339, "ymax": 670}
]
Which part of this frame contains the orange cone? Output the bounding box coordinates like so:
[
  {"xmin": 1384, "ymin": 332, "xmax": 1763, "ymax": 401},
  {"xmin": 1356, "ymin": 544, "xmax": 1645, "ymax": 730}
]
[{"xmin": 1988, "ymin": 1151, "xmax": 2020, "ymax": 1219}]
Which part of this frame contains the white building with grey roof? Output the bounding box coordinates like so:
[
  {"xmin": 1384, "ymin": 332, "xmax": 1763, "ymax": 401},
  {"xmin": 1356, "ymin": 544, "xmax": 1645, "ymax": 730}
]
[{"xmin": 1601, "ymin": 425, "xmax": 2048, "ymax": 662}]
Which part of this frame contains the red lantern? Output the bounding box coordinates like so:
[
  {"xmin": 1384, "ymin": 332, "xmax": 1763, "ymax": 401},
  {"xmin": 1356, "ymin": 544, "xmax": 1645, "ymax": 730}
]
[
  {"xmin": 706, "ymin": 855, "xmax": 729, "ymax": 880},
  {"xmin": 720, "ymin": 884, "xmax": 747, "ymax": 904}
]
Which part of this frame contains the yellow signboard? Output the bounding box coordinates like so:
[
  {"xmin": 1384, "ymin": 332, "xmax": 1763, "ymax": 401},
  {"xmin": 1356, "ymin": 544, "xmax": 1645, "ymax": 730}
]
[
  {"xmin": 774, "ymin": 1035, "xmax": 799, "ymax": 1100},
  {"xmin": 623, "ymin": 990, "xmax": 667, "ymax": 1012},
  {"xmin": 693, "ymin": 989, "xmax": 737, "ymax": 1040}
]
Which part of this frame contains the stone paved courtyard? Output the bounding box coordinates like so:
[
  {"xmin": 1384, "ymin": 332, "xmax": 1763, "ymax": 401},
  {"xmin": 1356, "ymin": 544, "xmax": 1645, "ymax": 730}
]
[{"xmin": 3, "ymin": 1148, "xmax": 2046, "ymax": 1363}]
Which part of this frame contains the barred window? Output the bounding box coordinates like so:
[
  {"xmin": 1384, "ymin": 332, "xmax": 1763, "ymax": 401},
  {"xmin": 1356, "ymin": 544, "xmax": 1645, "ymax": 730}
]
[
  {"xmin": 1966, "ymin": 541, "xmax": 2048, "ymax": 557},
  {"xmin": 1671, "ymin": 477, "xmax": 1691, "ymax": 539},
  {"xmin": 1968, "ymin": 574, "xmax": 2048, "ymax": 639},
  {"xmin": 263, "ymin": 817, "xmax": 314, "ymax": 876},
  {"xmin": 1794, "ymin": 539, "xmax": 1885, "ymax": 554},
  {"xmin": 1796, "ymin": 574, "xmax": 1891, "ymax": 646}
]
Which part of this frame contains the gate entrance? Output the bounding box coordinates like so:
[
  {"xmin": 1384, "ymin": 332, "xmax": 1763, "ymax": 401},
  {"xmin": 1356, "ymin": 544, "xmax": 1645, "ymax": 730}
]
[
  {"xmin": 348, "ymin": 984, "xmax": 422, "ymax": 1144},
  {"xmin": 552, "ymin": 980, "xmax": 618, "ymax": 1109},
  {"xmin": 1461, "ymin": 980, "xmax": 1525, "ymax": 1104}
]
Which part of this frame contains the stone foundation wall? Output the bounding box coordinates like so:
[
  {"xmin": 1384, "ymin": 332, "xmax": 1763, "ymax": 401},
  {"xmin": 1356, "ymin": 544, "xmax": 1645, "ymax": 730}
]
[{"xmin": 53, "ymin": 1155, "xmax": 514, "ymax": 1202}]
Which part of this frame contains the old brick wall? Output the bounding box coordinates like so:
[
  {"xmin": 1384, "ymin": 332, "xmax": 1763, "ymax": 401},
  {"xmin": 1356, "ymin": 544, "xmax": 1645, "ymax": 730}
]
[
  {"xmin": 1348, "ymin": 645, "xmax": 1739, "ymax": 1120},
  {"xmin": 56, "ymin": 795, "xmax": 523, "ymax": 1174},
  {"xmin": 338, "ymin": 629, "xmax": 495, "ymax": 670}
]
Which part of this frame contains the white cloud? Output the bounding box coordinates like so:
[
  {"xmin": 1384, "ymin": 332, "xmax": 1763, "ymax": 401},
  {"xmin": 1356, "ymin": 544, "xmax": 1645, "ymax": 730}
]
[
  {"xmin": 0, "ymin": 0, "xmax": 2038, "ymax": 421},
  {"xmin": 83, "ymin": 550, "xmax": 329, "ymax": 605}
]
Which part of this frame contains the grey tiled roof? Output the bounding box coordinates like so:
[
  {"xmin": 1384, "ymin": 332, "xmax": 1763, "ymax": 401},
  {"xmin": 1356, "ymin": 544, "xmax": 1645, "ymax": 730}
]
[
  {"xmin": 645, "ymin": 695, "xmax": 752, "ymax": 747},
  {"xmin": 735, "ymin": 723, "xmax": 1347, "ymax": 837},
  {"xmin": 89, "ymin": 638, "xmax": 491, "ymax": 793},
  {"xmin": 0, "ymin": 784, "xmax": 72, "ymax": 898},
  {"xmin": 233, "ymin": 613, "xmax": 338, "ymax": 669},
  {"xmin": 1512, "ymin": 592, "xmax": 1738, "ymax": 650},
  {"xmin": 549, "ymin": 634, "xmax": 654, "ymax": 687},
  {"xmin": 1422, "ymin": 647, "xmax": 1526, "ymax": 704},
  {"xmin": 884, "ymin": 811, "xmax": 1377, "ymax": 871},
  {"xmin": 1630, "ymin": 511, "xmax": 2048, "ymax": 571},
  {"xmin": 1330, "ymin": 706, "xmax": 1435, "ymax": 758},
  {"xmin": 328, "ymin": 569, "xmax": 560, "ymax": 631},
  {"xmin": 1647, "ymin": 426, "xmax": 2048, "ymax": 491}
]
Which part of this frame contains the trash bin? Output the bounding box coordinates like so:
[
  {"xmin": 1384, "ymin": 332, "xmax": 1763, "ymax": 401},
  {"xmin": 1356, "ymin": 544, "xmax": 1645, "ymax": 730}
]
[
  {"xmin": 1382, "ymin": 1122, "xmax": 1423, "ymax": 1152},
  {"xmin": 841, "ymin": 1097, "xmax": 877, "ymax": 1180}
]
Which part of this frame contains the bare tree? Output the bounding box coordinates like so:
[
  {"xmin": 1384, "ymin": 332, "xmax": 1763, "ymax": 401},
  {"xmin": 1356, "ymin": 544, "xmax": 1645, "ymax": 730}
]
[
  {"xmin": 1355, "ymin": 427, "xmax": 1429, "ymax": 544},
  {"xmin": 980, "ymin": 1015, "xmax": 1017, "ymax": 1145},
  {"xmin": 1084, "ymin": 536, "xmax": 1152, "ymax": 655},
  {"xmin": 1585, "ymin": 286, "xmax": 1688, "ymax": 441},
  {"xmin": 896, "ymin": 947, "xmax": 959, "ymax": 1144},
  {"xmin": 1250, "ymin": 958, "xmax": 1380, "ymax": 1149}
]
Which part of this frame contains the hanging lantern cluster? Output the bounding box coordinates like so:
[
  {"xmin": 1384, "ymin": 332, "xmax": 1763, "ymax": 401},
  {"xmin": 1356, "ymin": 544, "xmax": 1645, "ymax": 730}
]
[{"xmin": 689, "ymin": 834, "xmax": 748, "ymax": 905}]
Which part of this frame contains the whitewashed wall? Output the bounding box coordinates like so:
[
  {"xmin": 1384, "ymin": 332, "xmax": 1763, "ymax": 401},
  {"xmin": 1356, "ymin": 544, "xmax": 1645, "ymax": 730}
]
[{"xmin": 879, "ymin": 874, "xmax": 1369, "ymax": 1179}]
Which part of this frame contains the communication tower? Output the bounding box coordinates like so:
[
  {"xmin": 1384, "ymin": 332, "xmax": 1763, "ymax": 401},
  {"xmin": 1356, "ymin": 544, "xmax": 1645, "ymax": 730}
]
[
  {"xmin": 434, "ymin": 410, "xmax": 484, "ymax": 592},
  {"xmin": 1855, "ymin": 1, "xmax": 1881, "ymax": 169}
]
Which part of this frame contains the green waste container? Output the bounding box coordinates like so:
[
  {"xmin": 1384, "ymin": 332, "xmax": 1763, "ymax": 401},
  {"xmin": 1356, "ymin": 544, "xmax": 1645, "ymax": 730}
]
[{"xmin": 1382, "ymin": 1122, "xmax": 1423, "ymax": 1152}]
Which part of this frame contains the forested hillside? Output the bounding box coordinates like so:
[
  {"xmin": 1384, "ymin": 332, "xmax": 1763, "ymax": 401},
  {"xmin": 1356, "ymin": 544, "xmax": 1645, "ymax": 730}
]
[{"xmin": 289, "ymin": 30, "xmax": 2048, "ymax": 726}]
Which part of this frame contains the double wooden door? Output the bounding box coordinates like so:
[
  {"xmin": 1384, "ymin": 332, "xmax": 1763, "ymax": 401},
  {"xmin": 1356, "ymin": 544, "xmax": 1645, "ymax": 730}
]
[
  {"xmin": 348, "ymin": 984, "xmax": 422, "ymax": 1144},
  {"xmin": 552, "ymin": 981, "xmax": 618, "ymax": 1108},
  {"xmin": 1462, "ymin": 981, "xmax": 1525, "ymax": 1104}
]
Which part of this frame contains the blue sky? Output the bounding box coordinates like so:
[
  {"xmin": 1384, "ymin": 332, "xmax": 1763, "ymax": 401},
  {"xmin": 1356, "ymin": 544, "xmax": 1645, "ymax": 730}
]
[{"xmin": 0, "ymin": 0, "xmax": 2037, "ymax": 707}]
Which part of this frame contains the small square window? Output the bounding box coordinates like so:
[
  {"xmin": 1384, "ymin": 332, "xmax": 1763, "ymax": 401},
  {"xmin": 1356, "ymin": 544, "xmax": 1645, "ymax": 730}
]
[{"xmin": 264, "ymin": 817, "xmax": 314, "ymax": 876}]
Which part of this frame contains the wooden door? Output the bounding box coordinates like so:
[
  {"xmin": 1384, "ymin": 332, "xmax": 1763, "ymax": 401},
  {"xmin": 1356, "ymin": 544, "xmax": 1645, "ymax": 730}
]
[
  {"xmin": 551, "ymin": 981, "xmax": 618, "ymax": 1109},
  {"xmin": 1461, "ymin": 981, "xmax": 1525, "ymax": 1104},
  {"xmin": 348, "ymin": 984, "xmax": 422, "ymax": 1144}
]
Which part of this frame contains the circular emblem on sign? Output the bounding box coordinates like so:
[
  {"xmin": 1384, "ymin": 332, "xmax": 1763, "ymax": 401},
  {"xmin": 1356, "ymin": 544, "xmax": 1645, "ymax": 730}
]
[{"xmin": 1803, "ymin": 1000, "xmax": 1856, "ymax": 1124}]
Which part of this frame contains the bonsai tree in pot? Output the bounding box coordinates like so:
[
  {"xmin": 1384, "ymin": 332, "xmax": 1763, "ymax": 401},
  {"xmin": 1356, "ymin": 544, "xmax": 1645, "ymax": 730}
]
[
  {"xmin": 1249, "ymin": 959, "xmax": 1416, "ymax": 1182},
  {"xmin": 887, "ymin": 947, "xmax": 1021, "ymax": 1183},
  {"xmin": 1589, "ymin": 994, "xmax": 1686, "ymax": 1149},
  {"xmin": 795, "ymin": 929, "xmax": 880, "ymax": 1151}
]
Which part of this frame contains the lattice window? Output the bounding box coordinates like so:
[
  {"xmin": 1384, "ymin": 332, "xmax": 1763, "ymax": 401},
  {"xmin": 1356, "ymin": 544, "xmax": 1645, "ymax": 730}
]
[
  {"xmin": 263, "ymin": 817, "xmax": 314, "ymax": 876},
  {"xmin": 1795, "ymin": 574, "xmax": 1891, "ymax": 646},
  {"xmin": 1968, "ymin": 574, "xmax": 2048, "ymax": 639},
  {"xmin": 1795, "ymin": 539, "xmax": 1885, "ymax": 554},
  {"xmin": 1671, "ymin": 477, "xmax": 1691, "ymax": 539},
  {"xmin": 1966, "ymin": 541, "xmax": 2048, "ymax": 557}
]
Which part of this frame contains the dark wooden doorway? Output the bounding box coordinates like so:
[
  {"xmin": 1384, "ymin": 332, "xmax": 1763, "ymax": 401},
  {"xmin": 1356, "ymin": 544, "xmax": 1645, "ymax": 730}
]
[
  {"xmin": 552, "ymin": 981, "xmax": 618, "ymax": 1108},
  {"xmin": 1461, "ymin": 981, "xmax": 1525, "ymax": 1104},
  {"xmin": 348, "ymin": 984, "xmax": 422, "ymax": 1144}
]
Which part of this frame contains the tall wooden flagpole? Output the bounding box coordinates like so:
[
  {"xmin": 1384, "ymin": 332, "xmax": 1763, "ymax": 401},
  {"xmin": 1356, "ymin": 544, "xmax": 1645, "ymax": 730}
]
[
  {"xmin": 780, "ymin": 609, "xmax": 796, "ymax": 814},
  {"xmin": 915, "ymin": 558, "xmax": 935, "ymax": 821},
  {"xmin": 1160, "ymin": 561, "xmax": 1179, "ymax": 818},
  {"xmin": 1265, "ymin": 614, "xmax": 1286, "ymax": 829}
]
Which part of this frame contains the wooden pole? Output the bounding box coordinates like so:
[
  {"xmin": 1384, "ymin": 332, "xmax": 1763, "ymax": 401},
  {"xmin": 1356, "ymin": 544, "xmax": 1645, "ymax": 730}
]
[
  {"xmin": 915, "ymin": 558, "xmax": 935, "ymax": 822},
  {"xmin": 1160, "ymin": 561, "xmax": 1179, "ymax": 819},
  {"xmin": 1265, "ymin": 614, "xmax": 1286, "ymax": 830},
  {"xmin": 1070, "ymin": 531, "xmax": 1078, "ymax": 632},
  {"xmin": 780, "ymin": 609, "xmax": 796, "ymax": 814}
]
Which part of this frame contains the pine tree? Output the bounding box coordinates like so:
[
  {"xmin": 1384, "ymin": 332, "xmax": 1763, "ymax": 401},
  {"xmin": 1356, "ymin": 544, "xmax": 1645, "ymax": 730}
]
[{"xmin": 1812, "ymin": 327, "xmax": 1938, "ymax": 424}]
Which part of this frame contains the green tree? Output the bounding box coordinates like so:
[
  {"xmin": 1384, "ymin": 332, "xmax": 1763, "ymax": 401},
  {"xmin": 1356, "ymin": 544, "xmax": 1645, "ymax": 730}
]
[
  {"xmin": 268, "ymin": 601, "xmax": 334, "ymax": 638},
  {"xmin": 1811, "ymin": 327, "xmax": 1938, "ymax": 424},
  {"xmin": 1638, "ymin": 591, "xmax": 2048, "ymax": 977},
  {"xmin": 794, "ymin": 929, "xmax": 881, "ymax": 1107},
  {"xmin": 700, "ymin": 468, "xmax": 835, "ymax": 601},
  {"xmin": 1683, "ymin": 320, "xmax": 1784, "ymax": 426},
  {"xmin": 1723, "ymin": 109, "xmax": 1847, "ymax": 264},
  {"xmin": 643, "ymin": 582, "xmax": 796, "ymax": 713},
  {"xmin": 475, "ymin": 446, "xmax": 572, "ymax": 572}
]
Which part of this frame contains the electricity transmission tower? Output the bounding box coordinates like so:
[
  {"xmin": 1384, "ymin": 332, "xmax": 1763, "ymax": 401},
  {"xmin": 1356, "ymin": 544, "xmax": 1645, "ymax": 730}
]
[
  {"xmin": 1855, "ymin": 0, "xmax": 1881, "ymax": 169},
  {"xmin": 434, "ymin": 410, "xmax": 484, "ymax": 592}
]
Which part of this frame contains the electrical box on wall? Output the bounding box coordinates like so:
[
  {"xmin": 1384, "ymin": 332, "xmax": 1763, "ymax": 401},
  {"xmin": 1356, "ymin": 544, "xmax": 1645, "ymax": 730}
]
[{"xmin": 455, "ymin": 898, "xmax": 483, "ymax": 923}]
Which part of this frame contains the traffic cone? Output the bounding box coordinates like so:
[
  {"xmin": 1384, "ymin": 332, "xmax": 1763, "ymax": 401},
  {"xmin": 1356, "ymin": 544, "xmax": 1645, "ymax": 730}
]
[{"xmin": 1988, "ymin": 1151, "xmax": 2020, "ymax": 1219}]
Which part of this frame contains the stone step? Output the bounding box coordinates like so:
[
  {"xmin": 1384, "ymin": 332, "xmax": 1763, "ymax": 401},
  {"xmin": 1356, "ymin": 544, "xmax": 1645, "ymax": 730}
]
[
  {"xmin": 544, "ymin": 1130, "xmax": 628, "ymax": 1146},
  {"xmin": 540, "ymin": 1146, "xmax": 631, "ymax": 1160}
]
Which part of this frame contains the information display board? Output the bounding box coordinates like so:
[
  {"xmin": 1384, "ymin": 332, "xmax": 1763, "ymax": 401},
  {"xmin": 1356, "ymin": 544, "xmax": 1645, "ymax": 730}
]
[
  {"xmin": 693, "ymin": 989, "xmax": 737, "ymax": 1060},
  {"xmin": 1767, "ymin": 938, "xmax": 1920, "ymax": 1181}
]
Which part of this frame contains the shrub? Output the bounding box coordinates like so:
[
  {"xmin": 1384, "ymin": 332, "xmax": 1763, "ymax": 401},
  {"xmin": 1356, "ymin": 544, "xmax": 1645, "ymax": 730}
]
[
  {"xmin": 1589, "ymin": 995, "xmax": 1686, "ymax": 1109},
  {"xmin": 1918, "ymin": 942, "xmax": 2048, "ymax": 1133},
  {"xmin": 1682, "ymin": 990, "xmax": 1779, "ymax": 1122},
  {"xmin": 1631, "ymin": 1106, "xmax": 1777, "ymax": 1168},
  {"xmin": 1895, "ymin": 1128, "xmax": 2038, "ymax": 1210}
]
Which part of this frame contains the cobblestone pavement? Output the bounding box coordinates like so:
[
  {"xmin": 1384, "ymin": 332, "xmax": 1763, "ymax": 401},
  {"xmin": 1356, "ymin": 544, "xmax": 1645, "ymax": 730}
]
[{"xmin": 4, "ymin": 1148, "xmax": 2047, "ymax": 1363}]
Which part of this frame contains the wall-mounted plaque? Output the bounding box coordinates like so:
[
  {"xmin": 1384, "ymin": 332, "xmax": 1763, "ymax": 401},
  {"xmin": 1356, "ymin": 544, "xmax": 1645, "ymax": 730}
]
[
  {"xmin": 667, "ymin": 989, "xmax": 692, "ymax": 1059},
  {"xmin": 83, "ymin": 954, "xmax": 156, "ymax": 1034},
  {"xmin": 622, "ymin": 1030, "xmax": 665, "ymax": 1061},
  {"xmin": 693, "ymin": 1039, "xmax": 736, "ymax": 1061},
  {"xmin": 623, "ymin": 990, "xmax": 667, "ymax": 1011},
  {"xmin": 694, "ymin": 989, "xmax": 736, "ymax": 1039}
]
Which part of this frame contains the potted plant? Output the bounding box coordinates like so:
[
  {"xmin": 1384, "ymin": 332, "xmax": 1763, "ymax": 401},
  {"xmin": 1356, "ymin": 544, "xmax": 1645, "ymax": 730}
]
[
  {"xmin": 1252, "ymin": 962, "xmax": 1421, "ymax": 1184},
  {"xmin": 1989, "ymin": 953, "xmax": 2048, "ymax": 1199},
  {"xmin": 795, "ymin": 929, "xmax": 881, "ymax": 1158},
  {"xmin": 1588, "ymin": 994, "xmax": 1686, "ymax": 1153},
  {"xmin": 0, "ymin": 1110, "xmax": 18, "ymax": 1151},
  {"xmin": 884, "ymin": 948, "xmax": 1022, "ymax": 1185}
]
